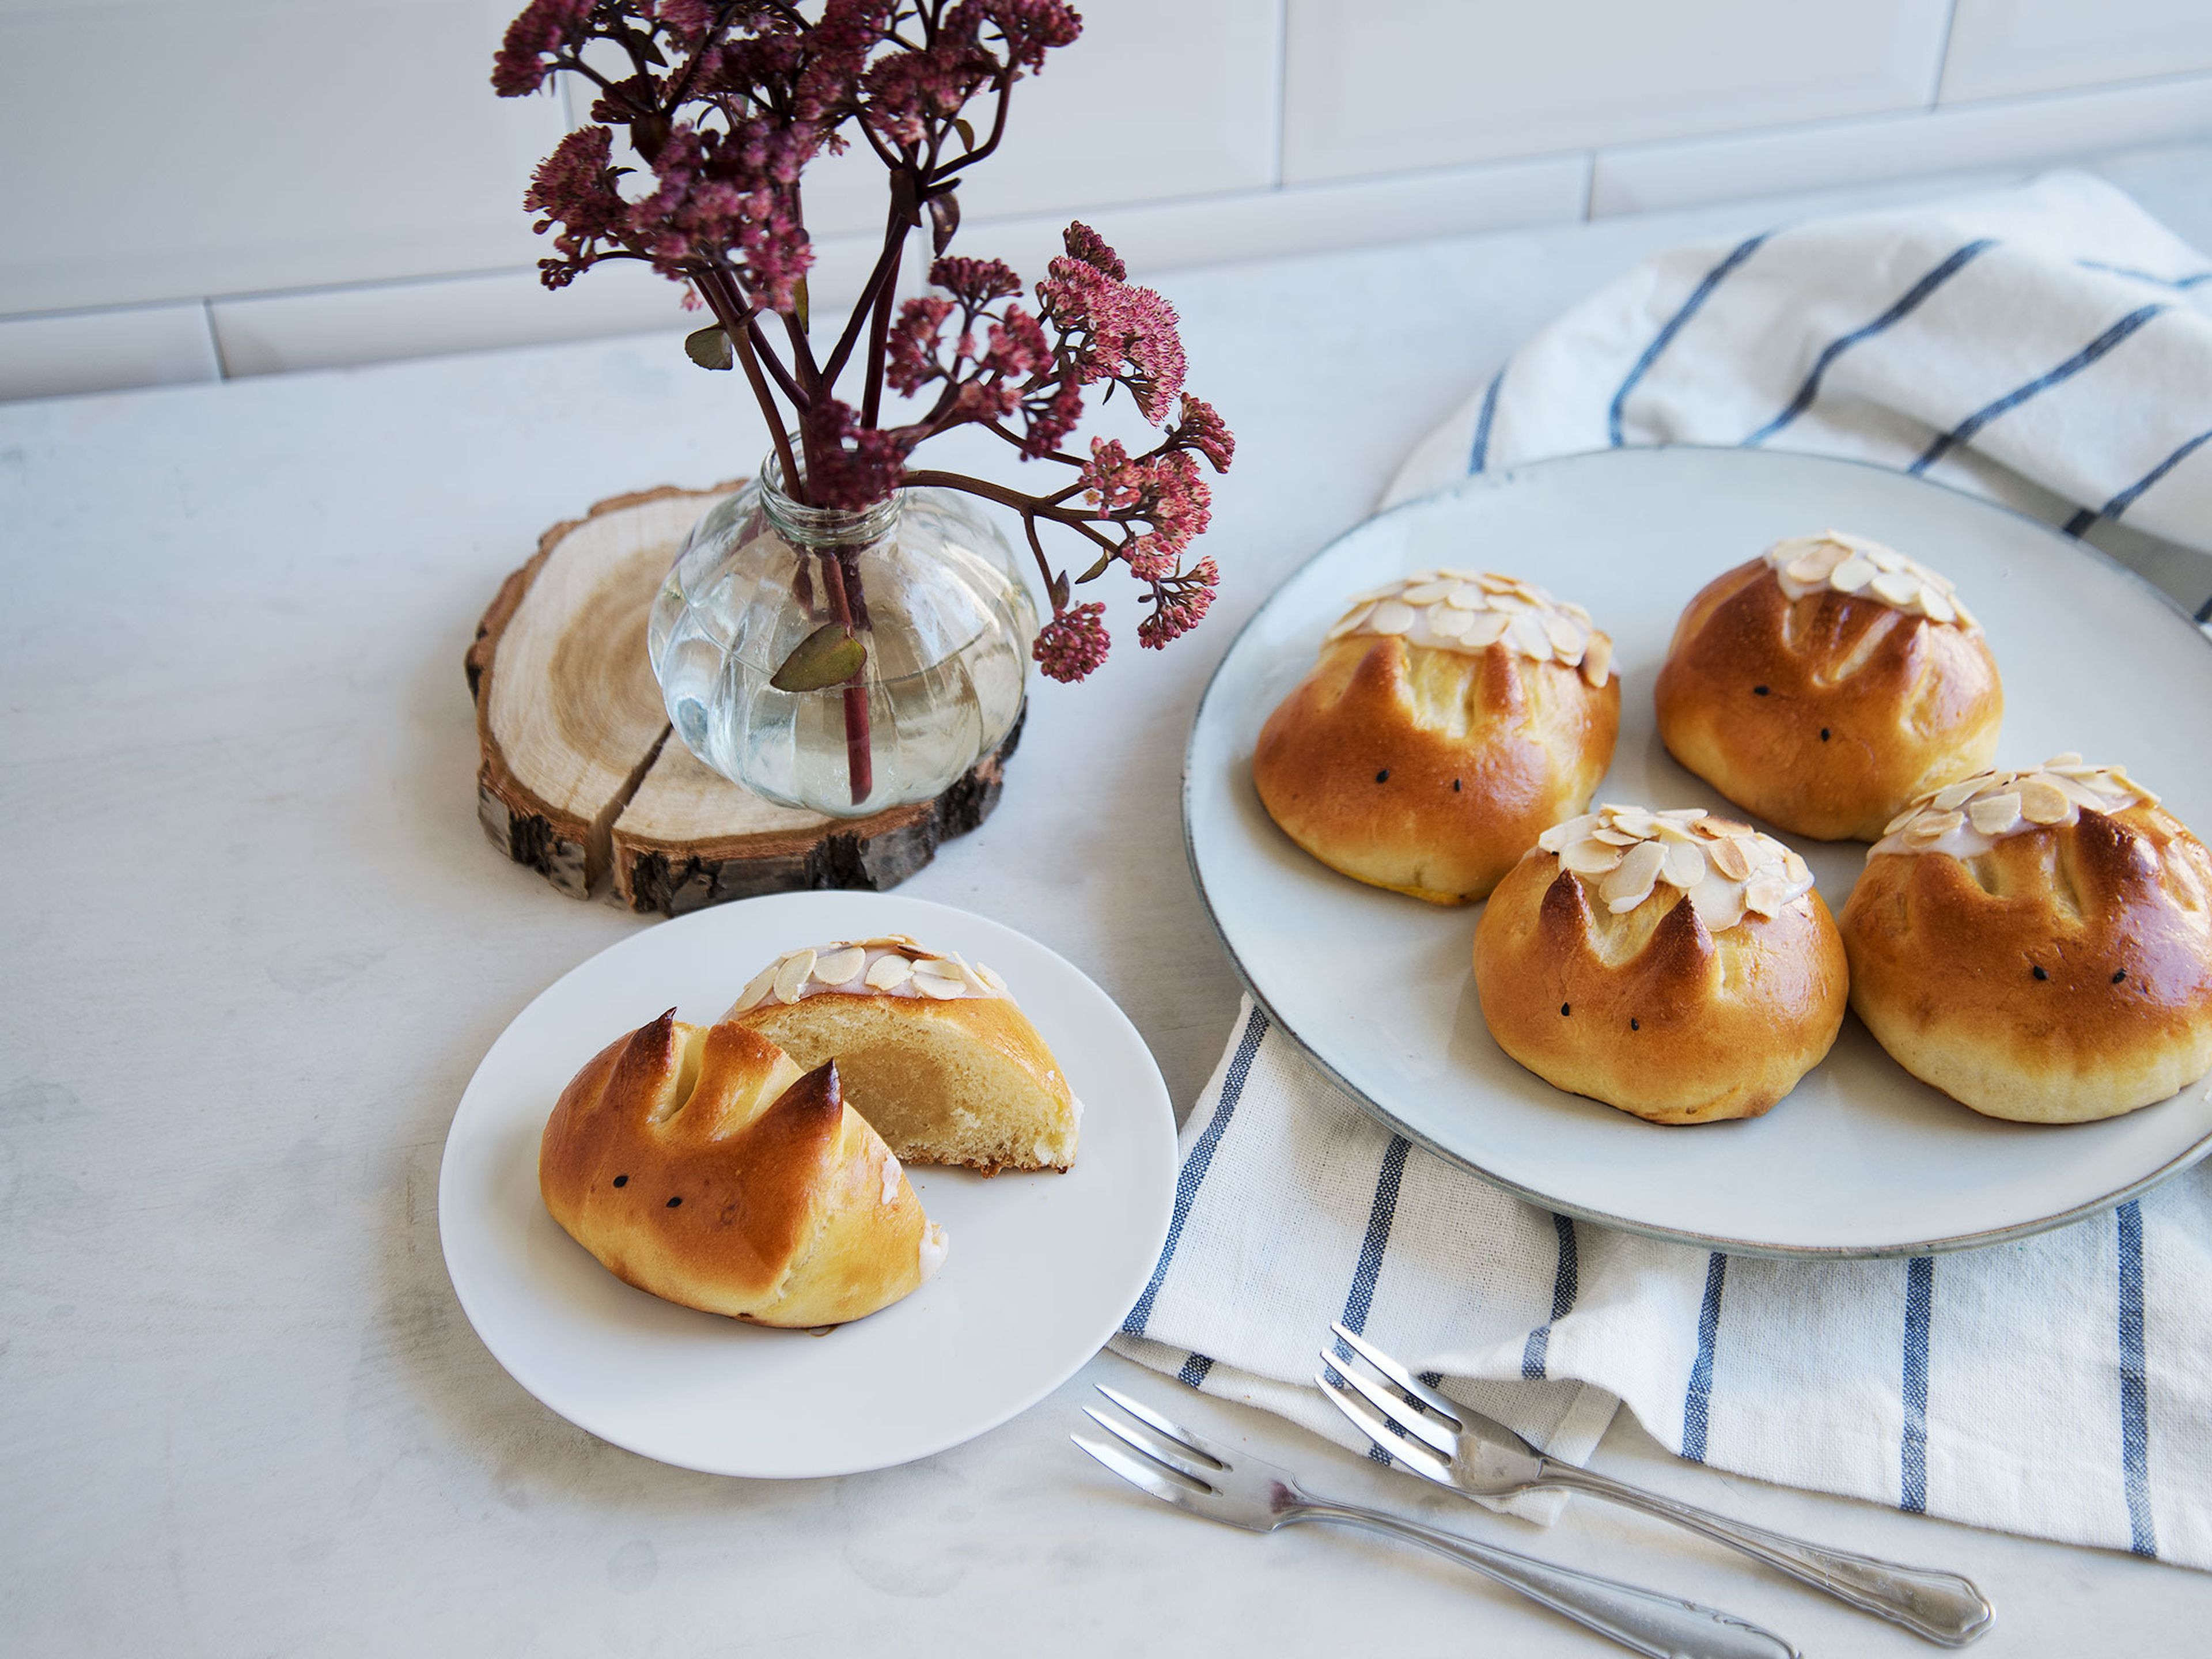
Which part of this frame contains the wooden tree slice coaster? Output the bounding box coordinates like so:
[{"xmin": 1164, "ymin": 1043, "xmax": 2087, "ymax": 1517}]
[{"xmin": 467, "ymin": 481, "xmax": 1020, "ymax": 915}]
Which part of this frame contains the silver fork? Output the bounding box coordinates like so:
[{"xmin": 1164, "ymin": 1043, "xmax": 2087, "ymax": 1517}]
[
  {"xmin": 1319, "ymin": 1322, "xmax": 1994, "ymax": 1647},
  {"xmin": 1074, "ymin": 1383, "xmax": 1800, "ymax": 1659}
]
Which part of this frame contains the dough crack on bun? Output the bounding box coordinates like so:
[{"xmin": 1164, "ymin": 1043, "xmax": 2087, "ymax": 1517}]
[
  {"xmin": 1841, "ymin": 761, "xmax": 2212, "ymax": 1123},
  {"xmin": 1476, "ymin": 808, "xmax": 1846, "ymax": 1124},
  {"xmin": 539, "ymin": 1014, "xmax": 945, "ymax": 1327},
  {"xmin": 1256, "ymin": 569, "xmax": 1620, "ymax": 904},
  {"xmin": 1655, "ymin": 533, "xmax": 2001, "ymax": 842}
]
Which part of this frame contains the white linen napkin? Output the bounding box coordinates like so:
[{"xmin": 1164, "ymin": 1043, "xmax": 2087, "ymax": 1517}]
[{"xmin": 1113, "ymin": 172, "xmax": 2212, "ymax": 1566}]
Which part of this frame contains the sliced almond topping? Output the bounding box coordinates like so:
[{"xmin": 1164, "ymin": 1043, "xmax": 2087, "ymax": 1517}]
[
  {"xmin": 1784, "ymin": 554, "xmax": 1833, "ymax": 584},
  {"xmin": 1560, "ymin": 600, "xmax": 1593, "ymax": 624},
  {"xmin": 1884, "ymin": 805, "xmax": 1920, "ymax": 835},
  {"xmin": 1444, "ymin": 583, "xmax": 1486, "ymax": 609},
  {"xmin": 1608, "ymin": 806, "xmax": 1660, "ymax": 839},
  {"xmin": 1782, "ymin": 849, "xmax": 1812, "ymax": 885},
  {"xmin": 812, "ymin": 946, "xmax": 866, "ymax": 986},
  {"xmin": 1325, "ymin": 604, "xmax": 1374, "ymax": 641},
  {"xmin": 2046, "ymin": 751, "xmax": 2084, "ymax": 768},
  {"xmin": 1951, "ymin": 599, "xmax": 1978, "ymax": 630},
  {"xmin": 2019, "ymin": 778, "xmax": 2072, "ymax": 824},
  {"xmin": 1539, "ymin": 814, "xmax": 1599, "ymax": 853},
  {"xmin": 1652, "ymin": 817, "xmax": 1702, "ymax": 842},
  {"xmin": 1581, "ymin": 632, "xmax": 1613, "ymax": 687},
  {"xmin": 1744, "ymin": 875, "xmax": 1791, "ymax": 918},
  {"xmin": 1831, "ymin": 555, "xmax": 1877, "ymax": 592},
  {"xmin": 914, "ymin": 970, "xmax": 968, "ymax": 999},
  {"xmin": 1400, "ymin": 579, "xmax": 1455, "ymax": 604},
  {"xmin": 1916, "ymin": 808, "xmax": 1967, "ymax": 837},
  {"xmin": 1507, "ymin": 613, "xmax": 1552, "ymax": 661},
  {"xmin": 773, "ymin": 949, "xmax": 817, "ymax": 1003},
  {"xmin": 1661, "ymin": 839, "xmax": 1707, "ymax": 890},
  {"xmin": 1919, "ymin": 587, "xmax": 1956, "ymax": 625},
  {"xmin": 1560, "ymin": 839, "xmax": 1626, "ymax": 876},
  {"xmin": 1600, "ymin": 840, "xmax": 1666, "ymax": 906},
  {"xmin": 974, "ymin": 963, "xmax": 1009, "ymax": 996},
  {"xmin": 1703, "ymin": 818, "xmax": 1755, "ymax": 838},
  {"xmin": 1709, "ymin": 836, "xmax": 1753, "ymax": 880},
  {"xmin": 1543, "ymin": 612, "xmax": 1585, "ymax": 658},
  {"xmin": 1870, "ymin": 569, "xmax": 1923, "ymax": 607},
  {"xmin": 1462, "ymin": 611, "xmax": 1512, "ymax": 647},
  {"xmin": 1592, "ymin": 826, "xmax": 1640, "ymax": 846},
  {"xmin": 866, "ymin": 953, "xmax": 915, "ymax": 990},
  {"xmin": 1968, "ymin": 792, "xmax": 2023, "ymax": 835},
  {"xmin": 1368, "ymin": 598, "xmax": 1416, "ymax": 635},
  {"xmin": 733, "ymin": 963, "xmax": 778, "ymax": 1013},
  {"xmin": 1426, "ymin": 605, "xmax": 1475, "ymax": 639},
  {"xmin": 1931, "ymin": 778, "xmax": 1982, "ymax": 812}
]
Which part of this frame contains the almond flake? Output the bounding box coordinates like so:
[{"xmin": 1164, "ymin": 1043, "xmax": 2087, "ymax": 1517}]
[
  {"xmin": 733, "ymin": 964, "xmax": 778, "ymax": 1013},
  {"xmin": 1444, "ymin": 584, "xmax": 1486, "ymax": 609},
  {"xmin": 1831, "ymin": 556, "xmax": 1877, "ymax": 592},
  {"xmin": 1600, "ymin": 840, "xmax": 1666, "ymax": 906},
  {"xmin": 1560, "ymin": 839, "xmax": 1626, "ymax": 876},
  {"xmin": 1368, "ymin": 599, "xmax": 1416, "ymax": 635},
  {"xmin": 1709, "ymin": 836, "xmax": 1753, "ymax": 880},
  {"xmin": 812, "ymin": 946, "xmax": 866, "ymax": 986},
  {"xmin": 1544, "ymin": 613, "xmax": 1586, "ymax": 662},
  {"xmin": 1325, "ymin": 604, "xmax": 1373, "ymax": 641},
  {"xmin": 1661, "ymin": 840, "xmax": 1707, "ymax": 890},
  {"xmin": 1400, "ymin": 580, "xmax": 1455, "ymax": 604},
  {"xmin": 866, "ymin": 954, "xmax": 915, "ymax": 990},
  {"xmin": 1508, "ymin": 613, "xmax": 1552, "ymax": 661},
  {"xmin": 974, "ymin": 963, "xmax": 1009, "ymax": 995},
  {"xmin": 1427, "ymin": 605, "xmax": 1475, "ymax": 639},
  {"xmin": 1968, "ymin": 793, "xmax": 2022, "ymax": 835},
  {"xmin": 914, "ymin": 971, "xmax": 968, "ymax": 1000},
  {"xmin": 773, "ymin": 949, "xmax": 816, "ymax": 1004},
  {"xmin": 1463, "ymin": 611, "xmax": 1512, "ymax": 647},
  {"xmin": 2019, "ymin": 779, "xmax": 2071, "ymax": 824},
  {"xmin": 1744, "ymin": 876, "xmax": 1791, "ymax": 918},
  {"xmin": 1539, "ymin": 815, "xmax": 1599, "ymax": 853},
  {"xmin": 1870, "ymin": 570, "xmax": 1922, "ymax": 608},
  {"xmin": 2046, "ymin": 752, "xmax": 2084, "ymax": 768},
  {"xmin": 1782, "ymin": 849, "xmax": 1812, "ymax": 885},
  {"xmin": 1931, "ymin": 779, "xmax": 1981, "ymax": 812},
  {"xmin": 1581, "ymin": 632, "xmax": 1613, "ymax": 687},
  {"xmin": 1919, "ymin": 587, "xmax": 1956, "ymax": 624},
  {"xmin": 1593, "ymin": 826, "xmax": 1640, "ymax": 846},
  {"xmin": 1703, "ymin": 818, "xmax": 1755, "ymax": 838}
]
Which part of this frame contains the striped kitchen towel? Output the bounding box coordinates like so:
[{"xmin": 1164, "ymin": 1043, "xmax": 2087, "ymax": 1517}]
[
  {"xmin": 1387, "ymin": 169, "xmax": 2212, "ymax": 619},
  {"xmin": 1112, "ymin": 172, "xmax": 2212, "ymax": 1565}
]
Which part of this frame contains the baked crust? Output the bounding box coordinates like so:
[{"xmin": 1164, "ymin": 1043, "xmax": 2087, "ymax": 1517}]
[
  {"xmin": 1254, "ymin": 635, "xmax": 1620, "ymax": 904},
  {"xmin": 539, "ymin": 1014, "xmax": 938, "ymax": 1326},
  {"xmin": 1840, "ymin": 804, "xmax": 2212, "ymax": 1122},
  {"xmin": 1473, "ymin": 848, "xmax": 1848, "ymax": 1123},
  {"xmin": 1654, "ymin": 560, "xmax": 2001, "ymax": 840}
]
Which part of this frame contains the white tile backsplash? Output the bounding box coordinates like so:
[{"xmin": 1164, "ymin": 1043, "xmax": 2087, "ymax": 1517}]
[
  {"xmin": 1941, "ymin": 0, "xmax": 2212, "ymax": 104},
  {"xmin": 1281, "ymin": 0, "xmax": 1953, "ymax": 184},
  {"xmin": 9, "ymin": 1, "xmax": 2212, "ymax": 400},
  {"xmin": 0, "ymin": 304, "xmax": 220, "ymax": 402},
  {"xmin": 1591, "ymin": 71, "xmax": 2212, "ymax": 218}
]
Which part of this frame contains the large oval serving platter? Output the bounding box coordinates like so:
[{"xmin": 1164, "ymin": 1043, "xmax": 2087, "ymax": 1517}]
[{"xmin": 1184, "ymin": 446, "xmax": 2212, "ymax": 1256}]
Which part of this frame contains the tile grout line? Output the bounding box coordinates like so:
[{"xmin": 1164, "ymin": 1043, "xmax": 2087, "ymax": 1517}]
[{"xmin": 1930, "ymin": 0, "xmax": 1960, "ymax": 109}]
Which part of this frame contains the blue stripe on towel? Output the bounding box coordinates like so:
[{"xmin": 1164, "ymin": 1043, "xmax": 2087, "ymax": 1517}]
[
  {"xmin": 2063, "ymin": 426, "xmax": 2212, "ymax": 537},
  {"xmin": 1468, "ymin": 368, "xmax": 1505, "ymax": 473},
  {"xmin": 2119, "ymin": 1200, "xmax": 2158, "ymax": 1558},
  {"xmin": 1744, "ymin": 239, "xmax": 1995, "ymax": 446},
  {"xmin": 1120, "ymin": 1005, "xmax": 1270, "ymax": 1338},
  {"xmin": 1900, "ymin": 1256, "xmax": 1935, "ymax": 1514},
  {"xmin": 2080, "ymin": 259, "xmax": 2212, "ymax": 290},
  {"xmin": 1328, "ymin": 1135, "xmax": 1413, "ymax": 1462},
  {"xmin": 1682, "ymin": 1253, "xmax": 1728, "ymax": 1462},
  {"xmin": 1910, "ymin": 304, "xmax": 2168, "ymax": 475},
  {"xmin": 1521, "ymin": 1213, "xmax": 1581, "ymax": 1380},
  {"xmin": 1609, "ymin": 233, "xmax": 1772, "ymax": 447},
  {"xmin": 1178, "ymin": 1353, "xmax": 1215, "ymax": 1389}
]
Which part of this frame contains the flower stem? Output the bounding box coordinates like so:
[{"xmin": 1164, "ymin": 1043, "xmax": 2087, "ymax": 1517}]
[{"xmin": 815, "ymin": 550, "xmax": 874, "ymax": 804}]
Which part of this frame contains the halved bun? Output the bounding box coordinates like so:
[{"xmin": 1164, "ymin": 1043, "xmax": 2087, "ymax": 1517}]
[
  {"xmin": 728, "ymin": 936, "xmax": 1078, "ymax": 1175},
  {"xmin": 1841, "ymin": 761, "xmax": 2212, "ymax": 1122},
  {"xmin": 1656, "ymin": 535, "xmax": 2001, "ymax": 841},
  {"xmin": 540, "ymin": 1014, "xmax": 944, "ymax": 1327},
  {"xmin": 1255, "ymin": 571, "xmax": 1619, "ymax": 904},
  {"xmin": 1474, "ymin": 805, "xmax": 1846, "ymax": 1123}
]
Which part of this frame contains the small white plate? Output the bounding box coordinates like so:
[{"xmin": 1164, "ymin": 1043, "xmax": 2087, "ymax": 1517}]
[
  {"xmin": 1186, "ymin": 446, "xmax": 2212, "ymax": 1256},
  {"xmin": 438, "ymin": 892, "xmax": 1176, "ymax": 1476}
]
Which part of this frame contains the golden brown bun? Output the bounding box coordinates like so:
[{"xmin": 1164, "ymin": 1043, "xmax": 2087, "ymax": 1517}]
[
  {"xmin": 539, "ymin": 1014, "xmax": 944, "ymax": 1326},
  {"xmin": 1655, "ymin": 560, "xmax": 2001, "ymax": 840},
  {"xmin": 1473, "ymin": 850, "xmax": 1848, "ymax": 1123},
  {"xmin": 1255, "ymin": 635, "xmax": 1620, "ymax": 904},
  {"xmin": 1841, "ymin": 804, "xmax": 2212, "ymax": 1122}
]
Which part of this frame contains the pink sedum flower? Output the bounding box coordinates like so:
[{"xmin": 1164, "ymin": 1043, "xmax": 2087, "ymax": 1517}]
[{"xmin": 1035, "ymin": 601, "xmax": 1111, "ymax": 683}]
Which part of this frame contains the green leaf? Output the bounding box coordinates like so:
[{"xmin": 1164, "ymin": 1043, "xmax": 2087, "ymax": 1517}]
[
  {"xmin": 954, "ymin": 116, "xmax": 976, "ymax": 151},
  {"xmin": 771, "ymin": 622, "xmax": 866, "ymax": 692},
  {"xmin": 793, "ymin": 275, "xmax": 810, "ymax": 333},
  {"xmin": 684, "ymin": 325, "xmax": 733, "ymax": 370}
]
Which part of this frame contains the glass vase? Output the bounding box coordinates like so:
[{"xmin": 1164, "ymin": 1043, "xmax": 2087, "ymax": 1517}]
[{"xmin": 647, "ymin": 454, "xmax": 1036, "ymax": 818}]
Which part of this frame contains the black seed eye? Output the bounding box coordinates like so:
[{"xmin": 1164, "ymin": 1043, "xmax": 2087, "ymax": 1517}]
[
  {"xmin": 1375, "ymin": 768, "xmax": 1389, "ymax": 783},
  {"xmin": 1753, "ymin": 685, "xmax": 1770, "ymax": 696},
  {"xmin": 2033, "ymin": 965, "xmax": 2049, "ymax": 981},
  {"xmin": 1630, "ymin": 1018, "xmax": 1640, "ymax": 1031},
  {"xmin": 2113, "ymin": 969, "xmax": 2127, "ymax": 984},
  {"xmin": 1452, "ymin": 779, "xmax": 1462, "ymax": 791},
  {"xmin": 666, "ymin": 1195, "xmax": 683, "ymax": 1207},
  {"xmin": 1560, "ymin": 1003, "xmax": 1571, "ymax": 1017},
  {"xmin": 612, "ymin": 1175, "xmax": 628, "ymax": 1188},
  {"xmin": 1819, "ymin": 728, "xmax": 1832, "ymax": 741}
]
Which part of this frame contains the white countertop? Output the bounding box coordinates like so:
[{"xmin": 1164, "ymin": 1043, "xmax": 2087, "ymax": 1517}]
[{"xmin": 6, "ymin": 145, "xmax": 2211, "ymax": 1656}]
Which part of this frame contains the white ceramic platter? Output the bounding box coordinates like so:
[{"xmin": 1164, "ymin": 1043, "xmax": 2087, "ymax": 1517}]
[
  {"xmin": 439, "ymin": 892, "xmax": 1177, "ymax": 1476},
  {"xmin": 1186, "ymin": 446, "xmax": 2212, "ymax": 1256}
]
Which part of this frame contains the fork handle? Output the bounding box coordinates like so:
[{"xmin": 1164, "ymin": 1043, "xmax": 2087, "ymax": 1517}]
[
  {"xmin": 1540, "ymin": 1461, "xmax": 1993, "ymax": 1646},
  {"xmin": 1295, "ymin": 1500, "xmax": 1798, "ymax": 1659}
]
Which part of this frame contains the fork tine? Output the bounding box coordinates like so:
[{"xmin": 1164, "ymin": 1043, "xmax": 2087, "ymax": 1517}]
[
  {"xmin": 1318, "ymin": 1351, "xmax": 1458, "ymax": 1460},
  {"xmin": 1081, "ymin": 1406, "xmax": 1219, "ymax": 1488},
  {"xmin": 1328, "ymin": 1321, "xmax": 1463, "ymax": 1425},
  {"xmin": 1093, "ymin": 1384, "xmax": 1230, "ymax": 1467},
  {"xmin": 1070, "ymin": 1434, "xmax": 1208, "ymax": 1513},
  {"xmin": 1316, "ymin": 1372, "xmax": 1456, "ymax": 1486}
]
